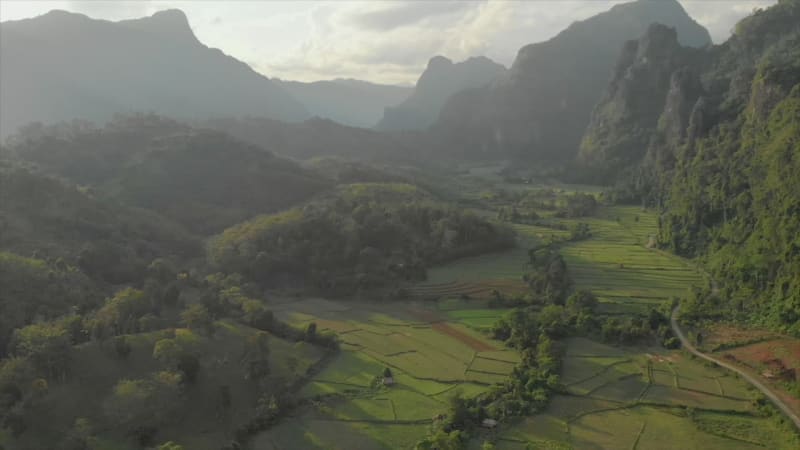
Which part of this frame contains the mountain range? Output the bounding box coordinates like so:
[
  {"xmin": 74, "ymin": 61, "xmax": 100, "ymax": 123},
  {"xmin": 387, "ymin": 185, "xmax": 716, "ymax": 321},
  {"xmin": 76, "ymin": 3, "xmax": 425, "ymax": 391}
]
[
  {"xmin": 275, "ymin": 79, "xmax": 412, "ymax": 128},
  {"xmin": 374, "ymin": 56, "xmax": 507, "ymax": 131},
  {"xmin": 431, "ymin": 0, "xmax": 711, "ymax": 163},
  {"xmin": 0, "ymin": 9, "xmax": 311, "ymax": 139}
]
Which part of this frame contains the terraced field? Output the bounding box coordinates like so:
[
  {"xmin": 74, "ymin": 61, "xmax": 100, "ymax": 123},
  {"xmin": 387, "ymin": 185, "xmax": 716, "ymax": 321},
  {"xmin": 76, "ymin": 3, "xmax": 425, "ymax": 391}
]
[
  {"xmin": 410, "ymin": 223, "xmax": 568, "ymax": 301},
  {"xmin": 251, "ymin": 184, "xmax": 799, "ymax": 449},
  {"xmin": 486, "ymin": 338, "xmax": 798, "ymax": 450},
  {"xmin": 253, "ymin": 298, "xmax": 518, "ymax": 449},
  {"xmin": 559, "ymin": 206, "xmax": 705, "ymax": 315}
]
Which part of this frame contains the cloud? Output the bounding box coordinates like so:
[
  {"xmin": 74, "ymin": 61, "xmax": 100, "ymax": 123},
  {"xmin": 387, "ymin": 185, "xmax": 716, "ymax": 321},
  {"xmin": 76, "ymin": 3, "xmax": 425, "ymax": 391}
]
[
  {"xmin": 262, "ymin": 0, "xmax": 520, "ymax": 84},
  {"xmin": 64, "ymin": 0, "xmax": 155, "ymax": 20},
  {"xmin": 348, "ymin": 1, "xmax": 480, "ymax": 31},
  {"xmin": 3, "ymin": 0, "xmax": 780, "ymax": 84},
  {"xmin": 680, "ymin": 0, "xmax": 777, "ymax": 43}
]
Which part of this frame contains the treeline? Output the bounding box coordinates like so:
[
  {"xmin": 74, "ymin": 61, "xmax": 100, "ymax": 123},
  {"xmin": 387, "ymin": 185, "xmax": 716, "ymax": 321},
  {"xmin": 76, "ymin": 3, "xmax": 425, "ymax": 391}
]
[{"xmin": 210, "ymin": 183, "xmax": 515, "ymax": 296}]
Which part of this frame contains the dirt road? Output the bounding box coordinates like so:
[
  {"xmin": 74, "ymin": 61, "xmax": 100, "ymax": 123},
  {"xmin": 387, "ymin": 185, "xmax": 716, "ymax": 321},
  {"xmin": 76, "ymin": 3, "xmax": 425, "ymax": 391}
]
[{"xmin": 671, "ymin": 304, "xmax": 800, "ymax": 430}]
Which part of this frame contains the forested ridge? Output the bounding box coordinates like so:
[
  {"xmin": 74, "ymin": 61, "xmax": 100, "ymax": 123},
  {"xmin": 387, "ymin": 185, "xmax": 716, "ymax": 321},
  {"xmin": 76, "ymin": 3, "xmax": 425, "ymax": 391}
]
[
  {"xmin": 579, "ymin": 0, "xmax": 800, "ymax": 333},
  {"xmin": 0, "ymin": 115, "xmax": 516, "ymax": 449}
]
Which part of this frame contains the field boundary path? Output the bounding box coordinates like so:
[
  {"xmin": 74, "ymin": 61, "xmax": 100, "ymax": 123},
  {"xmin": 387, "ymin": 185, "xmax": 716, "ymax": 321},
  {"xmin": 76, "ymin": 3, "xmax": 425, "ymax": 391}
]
[{"xmin": 671, "ymin": 304, "xmax": 800, "ymax": 430}]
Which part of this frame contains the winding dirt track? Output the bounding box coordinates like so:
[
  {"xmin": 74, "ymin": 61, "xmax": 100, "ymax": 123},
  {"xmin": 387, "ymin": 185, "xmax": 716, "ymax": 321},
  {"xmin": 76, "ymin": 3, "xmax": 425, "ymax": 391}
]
[{"xmin": 671, "ymin": 304, "xmax": 800, "ymax": 430}]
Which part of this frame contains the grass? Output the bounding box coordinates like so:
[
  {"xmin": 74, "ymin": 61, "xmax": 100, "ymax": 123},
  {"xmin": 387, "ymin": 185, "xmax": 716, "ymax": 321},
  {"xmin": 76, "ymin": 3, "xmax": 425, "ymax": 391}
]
[
  {"xmin": 570, "ymin": 406, "xmax": 766, "ymax": 450},
  {"xmin": 489, "ymin": 332, "xmax": 799, "ymax": 449},
  {"xmin": 445, "ymin": 308, "xmax": 513, "ymax": 329},
  {"xmin": 555, "ymin": 205, "xmax": 704, "ymax": 310},
  {"xmin": 255, "ymin": 297, "xmax": 518, "ymax": 448},
  {"xmin": 265, "ymin": 184, "xmax": 796, "ymax": 449}
]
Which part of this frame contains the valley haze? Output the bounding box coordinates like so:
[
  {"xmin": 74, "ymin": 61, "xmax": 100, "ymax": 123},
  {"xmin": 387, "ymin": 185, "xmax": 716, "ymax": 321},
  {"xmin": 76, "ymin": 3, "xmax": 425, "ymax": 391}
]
[{"xmin": 0, "ymin": 1, "xmax": 798, "ymax": 450}]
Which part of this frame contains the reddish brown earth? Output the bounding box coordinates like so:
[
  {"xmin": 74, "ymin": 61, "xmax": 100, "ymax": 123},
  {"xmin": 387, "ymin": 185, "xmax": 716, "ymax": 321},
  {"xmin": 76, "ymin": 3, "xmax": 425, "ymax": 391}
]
[
  {"xmin": 410, "ymin": 309, "xmax": 496, "ymax": 352},
  {"xmin": 430, "ymin": 321, "xmax": 496, "ymax": 352}
]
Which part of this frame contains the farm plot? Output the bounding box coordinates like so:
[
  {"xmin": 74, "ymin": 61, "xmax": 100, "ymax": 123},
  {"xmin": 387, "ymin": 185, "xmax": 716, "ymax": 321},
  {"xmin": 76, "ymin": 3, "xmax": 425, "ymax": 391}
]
[
  {"xmin": 559, "ymin": 207, "xmax": 704, "ymax": 312},
  {"xmin": 254, "ymin": 416, "xmax": 429, "ymax": 450},
  {"xmin": 412, "ymin": 221, "xmax": 561, "ymax": 301},
  {"xmin": 489, "ymin": 334, "xmax": 798, "ymax": 450},
  {"xmin": 446, "ymin": 307, "xmax": 514, "ymax": 329},
  {"xmin": 570, "ymin": 406, "xmax": 767, "ymax": 450},
  {"xmin": 259, "ymin": 297, "xmax": 519, "ymax": 448}
]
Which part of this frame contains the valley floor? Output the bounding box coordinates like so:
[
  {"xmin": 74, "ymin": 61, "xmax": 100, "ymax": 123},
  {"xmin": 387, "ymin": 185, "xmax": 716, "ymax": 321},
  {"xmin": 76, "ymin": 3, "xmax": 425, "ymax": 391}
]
[{"xmin": 246, "ymin": 182, "xmax": 800, "ymax": 449}]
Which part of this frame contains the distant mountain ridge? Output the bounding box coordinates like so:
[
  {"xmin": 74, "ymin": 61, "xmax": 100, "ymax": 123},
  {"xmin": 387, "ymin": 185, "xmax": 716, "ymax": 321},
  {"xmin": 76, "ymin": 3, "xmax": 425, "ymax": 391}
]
[
  {"xmin": 276, "ymin": 79, "xmax": 412, "ymax": 128},
  {"xmin": 375, "ymin": 55, "xmax": 507, "ymax": 131},
  {"xmin": 430, "ymin": 0, "xmax": 711, "ymax": 163},
  {"xmin": 0, "ymin": 9, "xmax": 309, "ymax": 138}
]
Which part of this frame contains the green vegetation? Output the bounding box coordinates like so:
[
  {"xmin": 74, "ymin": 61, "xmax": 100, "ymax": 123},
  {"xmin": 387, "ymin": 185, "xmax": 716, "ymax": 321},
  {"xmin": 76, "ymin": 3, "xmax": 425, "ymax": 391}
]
[
  {"xmin": 4, "ymin": 115, "xmax": 329, "ymax": 233},
  {"xmin": 576, "ymin": 0, "xmax": 800, "ymax": 334},
  {"xmin": 1, "ymin": 2, "xmax": 799, "ymax": 448},
  {"xmin": 210, "ymin": 183, "xmax": 514, "ymax": 296}
]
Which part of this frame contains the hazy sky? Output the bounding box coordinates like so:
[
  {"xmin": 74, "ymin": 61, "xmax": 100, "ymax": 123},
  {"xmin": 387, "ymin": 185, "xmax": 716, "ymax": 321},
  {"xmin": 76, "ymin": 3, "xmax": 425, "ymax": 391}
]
[{"xmin": 0, "ymin": 0, "xmax": 777, "ymax": 85}]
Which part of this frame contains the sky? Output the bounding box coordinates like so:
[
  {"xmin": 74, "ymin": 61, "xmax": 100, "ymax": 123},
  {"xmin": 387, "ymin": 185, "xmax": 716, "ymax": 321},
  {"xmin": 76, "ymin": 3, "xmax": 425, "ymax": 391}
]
[{"xmin": 0, "ymin": 0, "xmax": 777, "ymax": 85}]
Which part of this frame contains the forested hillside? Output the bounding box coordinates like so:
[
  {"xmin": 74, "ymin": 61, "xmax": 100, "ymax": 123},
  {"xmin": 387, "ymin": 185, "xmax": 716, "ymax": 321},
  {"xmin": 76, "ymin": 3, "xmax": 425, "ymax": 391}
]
[
  {"xmin": 580, "ymin": 0, "xmax": 800, "ymax": 332},
  {"xmin": 0, "ymin": 114, "xmax": 515, "ymax": 448},
  {"xmin": 210, "ymin": 183, "xmax": 514, "ymax": 296},
  {"xmin": 4, "ymin": 115, "xmax": 330, "ymax": 233}
]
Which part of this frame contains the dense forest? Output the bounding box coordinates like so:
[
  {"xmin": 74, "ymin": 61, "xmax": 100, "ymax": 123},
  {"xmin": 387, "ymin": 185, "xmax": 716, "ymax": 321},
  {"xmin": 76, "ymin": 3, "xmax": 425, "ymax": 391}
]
[{"xmin": 579, "ymin": 0, "xmax": 800, "ymax": 333}]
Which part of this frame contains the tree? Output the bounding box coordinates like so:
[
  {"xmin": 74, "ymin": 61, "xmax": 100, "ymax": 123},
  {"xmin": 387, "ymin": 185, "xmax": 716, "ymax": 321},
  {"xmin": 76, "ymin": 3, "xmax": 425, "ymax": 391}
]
[
  {"xmin": 176, "ymin": 354, "xmax": 200, "ymax": 384},
  {"xmin": 152, "ymin": 339, "xmax": 181, "ymax": 366},
  {"xmin": 62, "ymin": 417, "xmax": 94, "ymax": 450},
  {"xmin": 157, "ymin": 442, "xmax": 184, "ymax": 450},
  {"xmin": 242, "ymin": 332, "xmax": 270, "ymax": 382},
  {"xmin": 113, "ymin": 336, "xmax": 132, "ymax": 359},
  {"xmin": 153, "ymin": 339, "xmax": 199, "ymax": 384},
  {"xmin": 12, "ymin": 322, "xmax": 71, "ymax": 380},
  {"xmin": 147, "ymin": 258, "xmax": 176, "ymax": 283},
  {"xmin": 105, "ymin": 373, "xmax": 181, "ymax": 434},
  {"xmin": 242, "ymin": 299, "xmax": 273, "ymax": 329},
  {"xmin": 93, "ymin": 288, "xmax": 150, "ymax": 337},
  {"xmin": 305, "ymin": 322, "xmax": 317, "ymax": 341},
  {"xmin": 180, "ymin": 304, "xmax": 213, "ymax": 335},
  {"xmin": 566, "ymin": 290, "xmax": 598, "ymax": 312},
  {"xmin": 382, "ymin": 367, "xmax": 393, "ymax": 378}
]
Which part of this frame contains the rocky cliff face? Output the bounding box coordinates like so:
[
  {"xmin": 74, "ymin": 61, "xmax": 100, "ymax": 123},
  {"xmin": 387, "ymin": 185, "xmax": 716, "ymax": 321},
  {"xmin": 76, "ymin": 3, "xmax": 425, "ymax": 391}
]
[
  {"xmin": 583, "ymin": 0, "xmax": 800, "ymax": 331},
  {"xmin": 577, "ymin": 24, "xmax": 706, "ymax": 174},
  {"xmin": 375, "ymin": 56, "xmax": 506, "ymax": 131},
  {"xmin": 431, "ymin": 0, "xmax": 711, "ymax": 163},
  {"xmin": 579, "ymin": 0, "xmax": 800, "ymax": 182}
]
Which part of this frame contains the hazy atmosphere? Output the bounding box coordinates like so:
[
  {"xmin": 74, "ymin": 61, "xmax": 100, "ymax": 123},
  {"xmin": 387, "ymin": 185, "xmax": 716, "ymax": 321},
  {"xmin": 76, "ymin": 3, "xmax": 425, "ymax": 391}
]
[
  {"xmin": 1, "ymin": 0, "xmax": 777, "ymax": 83},
  {"xmin": 1, "ymin": 1, "xmax": 798, "ymax": 449}
]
